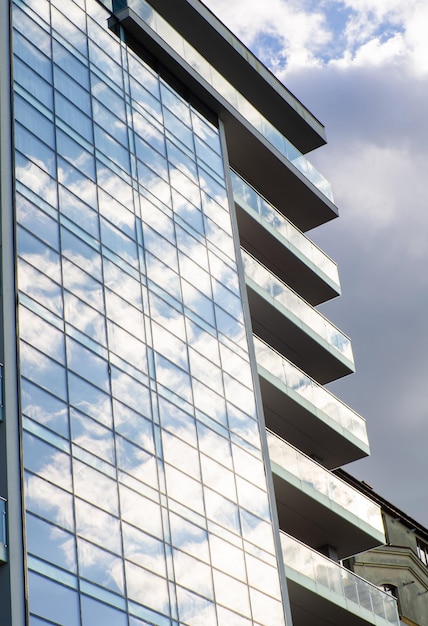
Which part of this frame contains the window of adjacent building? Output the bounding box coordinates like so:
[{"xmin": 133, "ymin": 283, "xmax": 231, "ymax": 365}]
[
  {"xmin": 380, "ymin": 585, "xmax": 400, "ymax": 613},
  {"xmin": 417, "ymin": 539, "xmax": 428, "ymax": 567}
]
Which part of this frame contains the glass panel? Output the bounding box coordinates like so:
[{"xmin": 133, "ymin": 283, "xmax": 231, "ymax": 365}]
[
  {"xmin": 162, "ymin": 431, "xmax": 200, "ymax": 479},
  {"xmin": 73, "ymin": 460, "xmax": 119, "ymax": 515},
  {"xmin": 231, "ymin": 171, "xmax": 340, "ymax": 286},
  {"xmin": 204, "ymin": 489, "xmax": 239, "ymax": 534},
  {"xmin": 15, "ymin": 95, "xmax": 54, "ymax": 148},
  {"xmin": 116, "ymin": 435, "xmax": 158, "ymax": 489},
  {"xmin": 78, "ymin": 538, "xmax": 124, "ymax": 594},
  {"xmin": 16, "ymin": 193, "xmax": 59, "ymax": 250},
  {"xmin": 20, "ymin": 306, "xmax": 65, "ymax": 365},
  {"xmin": 280, "ymin": 532, "xmax": 399, "ymax": 625},
  {"xmin": 18, "ymin": 226, "xmax": 61, "ymax": 285},
  {"xmin": 21, "ymin": 379, "xmax": 69, "ymax": 438},
  {"xmin": 213, "ymin": 569, "xmax": 251, "ymax": 617},
  {"xmin": 76, "ymin": 498, "xmax": 121, "ymax": 554},
  {"xmin": 119, "ymin": 485, "xmax": 163, "ymax": 540},
  {"xmin": 254, "ymin": 336, "xmax": 368, "ymax": 446},
  {"xmin": 123, "ymin": 523, "xmax": 166, "ymax": 577},
  {"xmin": 25, "ymin": 472, "xmax": 74, "ymax": 531},
  {"xmin": 158, "ymin": 397, "xmax": 196, "ymax": 447},
  {"xmin": 65, "ymin": 292, "xmax": 107, "ymax": 346},
  {"xmin": 20, "ymin": 344, "xmax": 67, "ymax": 401},
  {"xmin": 210, "ymin": 534, "xmax": 246, "ymax": 581},
  {"xmin": 125, "ymin": 561, "xmax": 169, "ymax": 615},
  {"xmin": 14, "ymin": 31, "xmax": 52, "ymax": 83},
  {"xmin": 173, "ymin": 549, "xmax": 213, "ymax": 599},
  {"xmin": 165, "ymin": 464, "xmax": 204, "ymax": 516},
  {"xmin": 28, "ymin": 572, "xmax": 80, "ymax": 626},
  {"xmin": 200, "ymin": 455, "xmax": 236, "ymax": 502},
  {"xmin": 176, "ymin": 586, "xmax": 216, "ymax": 626},
  {"xmin": 26, "ymin": 513, "xmax": 76, "ymax": 572},
  {"xmin": 68, "ymin": 372, "xmax": 112, "ymax": 428},
  {"xmin": 71, "ymin": 410, "xmax": 115, "ymax": 465},
  {"xmin": 169, "ymin": 512, "xmax": 209, "ymax": 563},
  {"xmin": 242, "ymin": 249, "xmax": 352, "ymax": 362},
  {"xmin": 81, "ymin": 596, "xmax": 128, "ymax": 626}
]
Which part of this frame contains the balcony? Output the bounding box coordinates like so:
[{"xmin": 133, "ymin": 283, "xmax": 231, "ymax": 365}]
[
  {"xmin": 267, "ymin": 431, "xmax": 385, "ymax": 558},
  {"xmin": 280, "ymin": 532, "xmax": 400, "ymax": 626},
  {"xmin": 126, "ymin": 0, "xmax": 326, "ymax": 153},
  {"xmin": 232, "ymin": 171, "xmax": 340, "ymax": 305},
  {"xmin": 112, "ymin": 1, "xmax": 339, "ymax": 230},
  {"xmin": 254, "ymin": 336, "xmax": 369, "ymax": 468},
  {"xmin": 243, "ymin": 250, "xmax": 353, "ymax": 384},
  {"xmin": 0, "ymin": 498, "xmax": 7, "ymax": 564}
]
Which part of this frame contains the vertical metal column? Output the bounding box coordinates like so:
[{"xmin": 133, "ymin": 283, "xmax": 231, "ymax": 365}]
[{"xmin": 0, "ymin": 1, "xmax": 27, "ymax": 624}]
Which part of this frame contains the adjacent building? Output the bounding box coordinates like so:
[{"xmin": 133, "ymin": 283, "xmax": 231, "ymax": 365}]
[
  {"xmin": 339, "ymin": 471, "xmax": 428, "ymax": 626},
  {"xmin": 0, "ymin": 0, "xmax": 400, "ymax": 624}
]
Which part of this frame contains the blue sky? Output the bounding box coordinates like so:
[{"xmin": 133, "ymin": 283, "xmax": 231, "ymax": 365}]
[{"xmin": 203, "ymin": 0, "xmax": 428, "ymax": 526}]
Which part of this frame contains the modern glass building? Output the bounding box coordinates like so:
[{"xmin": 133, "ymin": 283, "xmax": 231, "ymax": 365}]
[{"xmin": 0, "ymin": 1, "xmax": 400, "ymax": 625}]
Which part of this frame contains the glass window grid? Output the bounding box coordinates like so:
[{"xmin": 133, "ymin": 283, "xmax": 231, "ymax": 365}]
[
  {"xmin": 53, "ymin": 40, "xmax": 90, "ymax": 91},
  {"xmin": 15, "ymin": 123, "xmax": 56, "ymax": 178},
  {"xmin": 14, "ymin": 92, "xmax": 54, "ymax": 144},
  {"xmin": 14, "ymin": 58, "xmax": 53, "ymax": 110},
  {"xmin": 52, "ymin": 0, "xmax": 86, "ymax": 26},
  {"xmin": 13, "ymin": 0, "xmax": 50, "ymax": 28},
  {"xmin": 12, "ymin": 1, "xmax": 284, "ymax": 620},
  {"xmin": 13, "ymin": 29, "xmax": 52, "ymax": 83},
  {"xmin": 13, "ymin": 3, "xmax": 51, "ymax": 53},
  {"xmin": 18, "ymin": 270, "xmax": 62, "ymax": 324},
  {"xmin": 17, "ymin": 241, "xmax": 62, "ymax": 301},
  {"xmin": 54, "ymin": 68, "xmax": 89, "ymax": 116},
  {"xmin": 52, "ymin": 10, "xmax": 88, "ymax": 58}
]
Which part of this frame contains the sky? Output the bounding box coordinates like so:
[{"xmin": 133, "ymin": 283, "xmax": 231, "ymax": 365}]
[{"xmin": 202, "ymin": 0, "xmax": 428, "ymax": 527}]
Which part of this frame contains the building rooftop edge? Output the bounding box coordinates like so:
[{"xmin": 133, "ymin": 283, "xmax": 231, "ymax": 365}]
[
  {"xmin": 145, "ymin": 0, "xmax": 327, "ymax": 153},
  {"xmin": 335, "ymin": 469, "xmax": 428, "ymax": 542}
]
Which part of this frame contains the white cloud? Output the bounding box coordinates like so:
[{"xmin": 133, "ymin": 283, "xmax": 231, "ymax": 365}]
[
  {"xmin": 331, "ymin": 33, "xmax": 406, "ymax": 68},
  {"xmin": 203, "ymin": 0, "xmax": 330, "ymax": 71},
  {"xmin": 203, "ymin": 0, "xmax": 428, "ymax": 75}
]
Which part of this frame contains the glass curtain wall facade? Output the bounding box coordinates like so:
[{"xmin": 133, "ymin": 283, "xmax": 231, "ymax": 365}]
[
  {"xmin": 0, "ymin": 0, "xmax": 400, "ymax": 625},
  {"xmin": 9, "ymin": 0, "xmax": 285, "ymax": 624}
]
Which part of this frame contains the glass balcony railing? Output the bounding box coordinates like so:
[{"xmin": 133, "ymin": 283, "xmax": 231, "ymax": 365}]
[
  {"xmin": 267, "ymin": 431, "xmax": 383, "ymax": 535},
  {"xmin": 231, "ymin": 170, "xmax": 340, "ymax": 288},
  {"xmin": 242, "ymin": 250, "xmax": 353, "ymax": 364},
  {"xmin": 280, "ymin": 532, "xmax": 400, "ymax": 626},
  {"xmin": 0, "ymin": 498, "xmax": 7, "ymax": 564},
  {"xmin": 254, "ymin": 335, "xmax": 368, "ymax": 447},
  {"xmin": 114, "ymin": 0, "xmax": 334, "ymax": 202}
]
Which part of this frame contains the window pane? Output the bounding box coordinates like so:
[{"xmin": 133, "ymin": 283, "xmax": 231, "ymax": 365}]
[
  {"xmin": 76, "ymin": 498, "xmax": 121, "ymax": 555},
  {"xmin": 24, "ymin": 432, "xmax": 72, "ymax": 492},
  {"xmin": 26, "ymin": 513, "xmax": 76, "ymax": 573},
  {"xmin": 78, "ymin": 538, "xmax": 124, "ymax": 594},
  {"xmin": 81, "ymin": 595, "xmax": 128, "ymax": 626},
  {"xmin": 25, "ymin": 472, "xmax": 74, "ymax": 531},
  {"xmin": 28, "ymin": 572, "xmax": 80, "ymax": 626}
]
